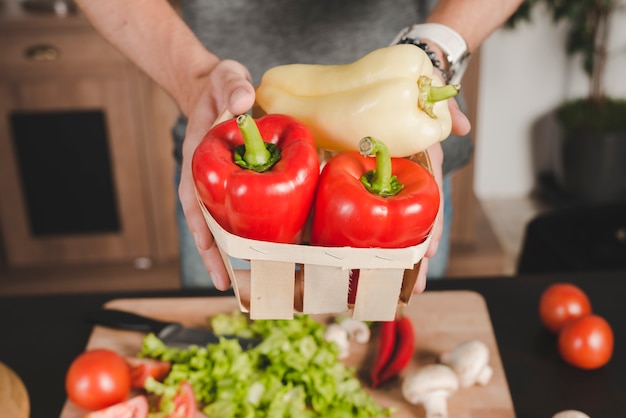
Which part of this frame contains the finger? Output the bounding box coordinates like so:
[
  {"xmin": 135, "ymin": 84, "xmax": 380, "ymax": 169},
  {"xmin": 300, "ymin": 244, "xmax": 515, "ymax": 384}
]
[
  {"xmin": 178, "ymin": 163, "xmax": 212, "ymax": 250},
  {"xmin": 198, "ymin": 242, "xmax": 231, "ymax": 291},
  {"xmin": 425, "ymin": 209, "xmax": 443, "ymax": 258},
  {"xmin": 179, "ymin": 159, "xmax": 233, "ymax": 290},
  {"xmin": 177, "ymin": 111, "xmax": 227, "ymax": 286},
  {"xmin": 414, "ymin": 258, "xmax": 429, "ymax": 293},
  {"xmin": 448, "ymin": 98, "xmax": 471, "ymax": 136},
  {"xmin": 425, "ymin": 142, "xmax": 444, "ymax": 258}
]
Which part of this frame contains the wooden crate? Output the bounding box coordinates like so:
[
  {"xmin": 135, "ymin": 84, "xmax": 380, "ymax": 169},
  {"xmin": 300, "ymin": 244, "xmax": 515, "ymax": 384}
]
[
  {"xmin": 196, "ymin": 111, "xmax": 434, "ymax": 321},
  {"xmin": 198, "ymin": 199, "xmax": 432, "ymax": 321}
]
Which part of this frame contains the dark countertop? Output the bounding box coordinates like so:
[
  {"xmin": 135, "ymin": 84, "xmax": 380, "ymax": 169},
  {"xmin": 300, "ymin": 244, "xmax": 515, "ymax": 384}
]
[{"xmin": 1, "ymin": 270, "xmax": 624, "ymax": 418}]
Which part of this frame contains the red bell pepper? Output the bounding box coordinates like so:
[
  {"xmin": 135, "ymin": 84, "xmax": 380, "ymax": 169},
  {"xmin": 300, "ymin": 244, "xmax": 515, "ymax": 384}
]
[
  {"xmin": 310, "ymin": 136, "xmax": 439, "ymax": 248},
  {"xmin": 192, "ymin": 113, "xmax": 319, "ymax": 243}
]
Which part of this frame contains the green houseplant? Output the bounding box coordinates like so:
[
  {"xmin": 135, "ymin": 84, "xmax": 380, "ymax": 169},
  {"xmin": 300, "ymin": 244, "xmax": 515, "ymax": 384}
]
[{"xmin": 507, "ymin": 0, "xmax": 626, "ymax": 203}]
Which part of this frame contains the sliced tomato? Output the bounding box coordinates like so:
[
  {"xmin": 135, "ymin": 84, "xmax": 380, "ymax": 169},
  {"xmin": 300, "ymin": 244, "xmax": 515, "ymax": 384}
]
[
  {"xmin": 84, "ymin": 395, "xmax": 148, "ymax": 418},
  {"xmin": 126, "ymin": 357, "xmax": 171, "ymax": 389},
  {"xmin": 164, "ymin": 381, "xmax": 197, "ymax": 418}
]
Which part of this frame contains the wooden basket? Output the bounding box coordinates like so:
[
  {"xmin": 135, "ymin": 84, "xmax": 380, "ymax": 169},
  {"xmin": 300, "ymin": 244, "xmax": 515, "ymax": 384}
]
[{"xmin": 196, "ymin": 111, "xmax": 435, "ymax": 321}]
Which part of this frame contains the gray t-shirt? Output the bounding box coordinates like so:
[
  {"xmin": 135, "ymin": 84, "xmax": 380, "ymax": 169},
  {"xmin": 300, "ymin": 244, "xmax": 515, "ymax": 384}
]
[{"xmin": 173, "ymin": 0, "xmax": 472, "ymax": 174}]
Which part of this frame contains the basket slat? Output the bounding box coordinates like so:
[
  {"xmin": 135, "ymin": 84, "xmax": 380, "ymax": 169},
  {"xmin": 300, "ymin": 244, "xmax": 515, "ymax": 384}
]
[
  {"xmin": 249, "ymin": 260, "xmax": 295, "ymax": 320},
  {"xmin": 302, "ymin": 264, "xmax": 350, "ymax": 314},
  {"xmin": 352, "ymin": 268, "xmax": 404, "ymax": 321}
]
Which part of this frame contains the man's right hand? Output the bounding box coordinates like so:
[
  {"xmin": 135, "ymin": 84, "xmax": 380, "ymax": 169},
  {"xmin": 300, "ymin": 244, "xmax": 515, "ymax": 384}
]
[{"xmin": 178, "ymin": 59, "xmax": 256, "ymax": 290}]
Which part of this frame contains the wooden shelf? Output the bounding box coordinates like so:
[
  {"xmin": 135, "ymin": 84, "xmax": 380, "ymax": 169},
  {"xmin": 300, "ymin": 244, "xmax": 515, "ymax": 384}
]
[{"xmin": 0, "ymin": 0, "xmax": 180, "ymax": 268}]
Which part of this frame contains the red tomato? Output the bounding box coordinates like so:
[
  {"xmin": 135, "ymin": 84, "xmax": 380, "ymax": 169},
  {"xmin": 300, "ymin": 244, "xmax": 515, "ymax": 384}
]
[
  {"xmin": 126, "ymin": 357, "xmax": 171, "ymax": 389},
  {"xmin": 84, "ymin": 395, "xmax": 148, "ymax": 418},
  {"xmin": 558, "ymin": 314, "xmax": 614, "ymax": 370},
  {"xmin": 164, "ymin": 381, "xmax": 197, "ymax": 418},
  {"xmin": 539, "ymin": 283, "xmax": 592, "ymax": 332},
  {"xmin": 66, "ymin": 349, "xmax": 131, "ymax": 411}
]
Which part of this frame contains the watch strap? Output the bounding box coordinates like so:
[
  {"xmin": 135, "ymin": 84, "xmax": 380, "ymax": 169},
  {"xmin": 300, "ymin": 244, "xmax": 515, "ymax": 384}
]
[{"xmin": 397, "ymin": 38, "xmax": 442, "ymax": 70}]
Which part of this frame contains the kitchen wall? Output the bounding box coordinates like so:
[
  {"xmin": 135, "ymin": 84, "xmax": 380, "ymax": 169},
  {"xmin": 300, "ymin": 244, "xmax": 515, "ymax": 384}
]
[{"xmin": 473, "ymin": 4, "xmax": 626, "ymax": 200}]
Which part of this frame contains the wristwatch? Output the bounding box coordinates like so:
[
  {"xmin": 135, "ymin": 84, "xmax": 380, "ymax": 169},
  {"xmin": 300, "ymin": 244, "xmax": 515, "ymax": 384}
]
[{"xmin": 392, "ymin": 23, "xmax": 471, "ymax": 85}]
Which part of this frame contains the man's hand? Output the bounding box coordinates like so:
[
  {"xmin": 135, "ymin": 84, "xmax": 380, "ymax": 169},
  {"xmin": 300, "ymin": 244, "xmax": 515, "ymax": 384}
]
[
  {"xmin": 413, "ymin": 97, "xmax": 470, "ymax": 293},
  {"xmin": 178, "ymin": 59, "xmax": 255, "ymax": 290},
  {"xmin": 177, "ymin": 58, "xmax": 471, "ymax": 292}
]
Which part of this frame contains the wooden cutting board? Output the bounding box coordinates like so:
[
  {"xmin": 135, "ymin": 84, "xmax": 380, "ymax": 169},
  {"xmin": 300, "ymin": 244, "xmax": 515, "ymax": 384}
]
[
  {"xmin": 60, "ymin": 290, "xmax": 515, "ymax": 418},
  {"xmin": 1, "ymin": 362, "xmax": 30, "ymax": 418}
]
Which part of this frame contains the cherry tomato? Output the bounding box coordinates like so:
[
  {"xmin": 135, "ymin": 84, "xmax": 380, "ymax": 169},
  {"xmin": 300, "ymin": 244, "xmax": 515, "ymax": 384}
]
[
  {"xmin": 539, "ymin": 283, "xmax": 592, "ymax": 333},
  {"xmin": 126, "ymin": 357, "xmax": 171, "ymax": 389},
  {"xmin": 558, "ymin": 314, "xmax": 614, "ymax": 370},
  {"xmin": 84, "ymin": 395, "xmax": 148, "ymax": 418},
  {"xmin": 66, "ymin": 349, "xmax": 131, "ymax": 411}
]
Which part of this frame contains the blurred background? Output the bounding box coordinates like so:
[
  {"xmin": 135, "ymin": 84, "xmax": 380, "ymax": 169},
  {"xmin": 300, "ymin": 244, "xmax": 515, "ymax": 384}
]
[{"xmin": 1, "ymin": 0, "xmax": 625, "ymax": 293}]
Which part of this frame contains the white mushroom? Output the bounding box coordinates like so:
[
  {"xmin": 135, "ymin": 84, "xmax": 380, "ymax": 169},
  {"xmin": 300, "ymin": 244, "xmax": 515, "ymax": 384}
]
[
  {"xmin": 552, "ymin": 411, "xmax": 591, "ymax": 418},
  {"xmin": 401, "ymin": 364, "xmax": 459, "ymax": 418},
  {"xmin": 439, "ymin": 339, "xmax": 493, "ymax": 388},
  {"xmin": 324, "ymin": 323, "xmax": 350, "ymax": 359},
  {"xmin": 339, "ymin": 318, "xmax": 370, "ymax": 344}
]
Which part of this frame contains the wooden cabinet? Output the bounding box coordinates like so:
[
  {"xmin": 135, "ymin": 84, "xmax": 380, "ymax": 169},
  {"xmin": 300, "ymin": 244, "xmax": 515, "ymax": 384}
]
[{"xmin": 0, "ymin": 1, "xmax": 180, "ymax": 267}]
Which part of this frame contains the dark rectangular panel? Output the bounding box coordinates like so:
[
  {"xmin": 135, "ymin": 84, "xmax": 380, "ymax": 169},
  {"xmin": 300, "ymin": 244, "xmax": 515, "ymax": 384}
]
[{"xmin": 9, "ymin": 110, "xmax": 121, "ymax": 236}]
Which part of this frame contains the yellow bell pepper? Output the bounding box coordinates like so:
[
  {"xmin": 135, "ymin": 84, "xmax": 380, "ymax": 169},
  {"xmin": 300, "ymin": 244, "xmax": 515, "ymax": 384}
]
[{"xmin": 255, "ymin": 44, "xmax": 460, "ymax": 157}]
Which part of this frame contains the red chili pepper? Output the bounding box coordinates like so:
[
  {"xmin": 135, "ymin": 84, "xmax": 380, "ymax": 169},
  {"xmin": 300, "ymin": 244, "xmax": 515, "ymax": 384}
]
[
  {"xmin": 376, "ymin": 315, "xmax": 416, "ymax": 386},
  {"xmin": 192, "ymin": 114, "xmax": 320, "ymax": 243},
  {"xmin": 310, "ymin": 136, "xmax": 439, "ymax": 248},
  {"xmin": 370, "ymin": 320, "xmax": 397, "ymax": 388}
]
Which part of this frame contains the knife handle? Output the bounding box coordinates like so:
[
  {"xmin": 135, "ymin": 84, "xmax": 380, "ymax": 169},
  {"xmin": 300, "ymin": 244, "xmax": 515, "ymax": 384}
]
[{"xmin": 88, "ymin": 308, "xmax": 176, "ymax": 334}]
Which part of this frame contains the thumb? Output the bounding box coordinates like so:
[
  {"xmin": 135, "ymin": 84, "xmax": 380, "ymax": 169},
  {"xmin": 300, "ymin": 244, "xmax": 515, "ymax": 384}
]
[
  {"xmin": 228, "ymin": 86, "xmax": 256, "ymax": 115},
  {"xmin": 210, "ymin": 59, "xmax": 256, "ymax": 115},
  {"xmin": 449, "ymin": 98, "xmax": 471, "ymax": 136}
]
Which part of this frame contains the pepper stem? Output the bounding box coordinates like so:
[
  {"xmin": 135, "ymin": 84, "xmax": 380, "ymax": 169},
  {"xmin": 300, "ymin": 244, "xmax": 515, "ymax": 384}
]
[
  {"xmin": 418, "ymin": 75, "xmax": 460, "ymax": 119},
  {"xmin": 359, "ymin": 137, "xmax": 404, "ymax": 197},
  {"xmin": 233, "ymin": 114, "xmax": 281, "ymax": 172}
]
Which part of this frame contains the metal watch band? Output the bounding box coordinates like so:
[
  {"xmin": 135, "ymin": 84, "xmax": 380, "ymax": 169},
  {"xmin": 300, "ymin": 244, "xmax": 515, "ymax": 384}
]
[
  {"xmin": 396, "ymin": 38, "xmax": 443, "ymax": 70},
  {"xmin": 392, "ymin": 23, "xmax": 471, "ymax": 85}
]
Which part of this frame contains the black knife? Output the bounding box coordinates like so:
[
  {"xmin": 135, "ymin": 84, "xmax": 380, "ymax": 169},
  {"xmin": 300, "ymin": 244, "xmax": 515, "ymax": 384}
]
[{"xmin": 88, "ymin": 308, "xmax": 260, "ymax": 349}]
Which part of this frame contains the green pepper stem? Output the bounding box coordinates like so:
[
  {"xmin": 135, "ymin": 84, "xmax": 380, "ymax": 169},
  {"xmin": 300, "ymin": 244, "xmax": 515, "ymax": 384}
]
[
  {"xmin": 233, "ymin": 114, "xmax": 281, "ymax": 172},
  {"xmin": 359, "ymin": 137, "xmax": 404, "ymax": 197},
  {"xmin": 418, "ymin": 75, "xmax": 460, "ymax": 118},
  {"xmin": 238, "ymin": 114, "xmax": 271, "ymax": 166}
]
